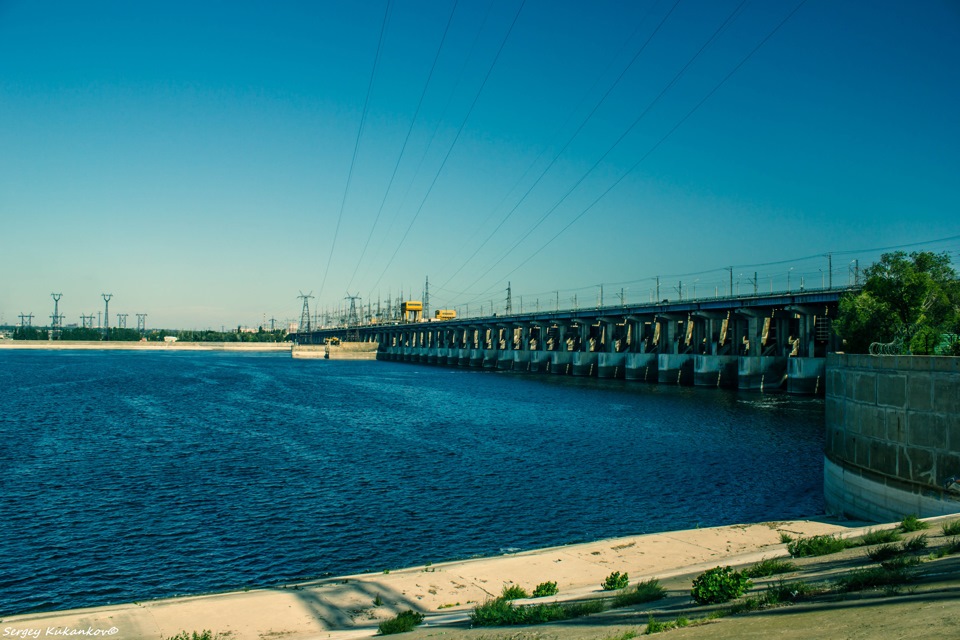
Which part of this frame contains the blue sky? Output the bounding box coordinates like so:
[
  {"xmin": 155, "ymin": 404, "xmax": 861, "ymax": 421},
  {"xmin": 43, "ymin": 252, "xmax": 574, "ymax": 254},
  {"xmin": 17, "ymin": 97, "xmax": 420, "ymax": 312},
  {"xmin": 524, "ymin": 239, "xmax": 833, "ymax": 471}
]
[{"xmin": 2, "ymin": 0, "xmax": 958, "ymax": 329}]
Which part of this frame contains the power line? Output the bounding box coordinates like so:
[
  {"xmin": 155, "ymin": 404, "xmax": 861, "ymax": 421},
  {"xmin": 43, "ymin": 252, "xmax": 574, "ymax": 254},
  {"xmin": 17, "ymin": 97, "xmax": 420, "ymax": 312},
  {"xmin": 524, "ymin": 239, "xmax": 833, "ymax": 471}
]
[
  {"xmin": 369, "ymin": 0, "xmax": 528, "ymax": 292},
  {"xmin": 346, "ymin": 0, "xmax": 460, "ymax": 293},
  {"xmin": 458, "ymin": 0, "xmax": 754, "ymax": 302},
  {"xmin": 317, "ymin": 0, "xmax": 392, "ymax": 301},
  {"xmin": 437, "ymin": 0, "xmax": 681, "ymax": 291}
]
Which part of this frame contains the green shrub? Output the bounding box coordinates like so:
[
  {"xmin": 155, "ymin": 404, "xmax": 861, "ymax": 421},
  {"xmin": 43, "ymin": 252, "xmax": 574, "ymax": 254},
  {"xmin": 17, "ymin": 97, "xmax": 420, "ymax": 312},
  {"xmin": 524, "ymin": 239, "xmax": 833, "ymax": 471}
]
[
  {"xmin": 690, "ymin": 566, "xmax": 752, "ymax": 605},
  {"xmin": 787, "ymin": 534, "xmax": 850, "ymax": 557},
  {"xmin": 469, "ymin": 597, "xmax": 605, "ymax": 627},
  {"xmin": 532, "ymin": 581, "xmax": 558, "ymax": 598},
  {"xmin": 501, "ymin": 584, "xmax": 529, "ymax": 600},
  {"xmin": 613, "ymin": 579, "xmax": 667, "ymax": 608},
  {"xmin": 744, "ymin": 558, "xmax": 797, "ymax": 578},
  {"xmin": 900, "ymin": 515, "xmax": 929, "ymax": 532},
  {"xmin": 858, "ymin": 529, "xmax": 902, "ymax": 546},
  {"xmin": 941, "ymin": 520, "xmax": 960, "ymax": 536},
  {"xmin": 377, "ymin": 610, "xmax": 424, "ymax": 635},
  {"xmin": 601, "ymin": 571, "xmax": 630, "ymax": 591},
  {"xmin": 778, "ymin": 532, "xmax": 794, "ymax": 544}
]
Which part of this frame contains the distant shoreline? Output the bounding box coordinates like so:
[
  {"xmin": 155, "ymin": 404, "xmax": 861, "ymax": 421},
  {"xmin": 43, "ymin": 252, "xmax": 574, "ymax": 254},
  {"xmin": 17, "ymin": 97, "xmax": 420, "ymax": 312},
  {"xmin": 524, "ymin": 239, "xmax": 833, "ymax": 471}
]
[{"xmin": 0, "ymin": 340, "xmax": 292, "ymax": 352}]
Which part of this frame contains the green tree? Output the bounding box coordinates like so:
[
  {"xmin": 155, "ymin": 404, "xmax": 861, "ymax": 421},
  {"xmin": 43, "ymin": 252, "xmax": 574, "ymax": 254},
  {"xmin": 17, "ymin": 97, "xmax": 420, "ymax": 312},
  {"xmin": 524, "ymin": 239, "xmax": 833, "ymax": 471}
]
[{"xmin": 835, "ymin": 251, "xmax": 959, "ymax": 354}]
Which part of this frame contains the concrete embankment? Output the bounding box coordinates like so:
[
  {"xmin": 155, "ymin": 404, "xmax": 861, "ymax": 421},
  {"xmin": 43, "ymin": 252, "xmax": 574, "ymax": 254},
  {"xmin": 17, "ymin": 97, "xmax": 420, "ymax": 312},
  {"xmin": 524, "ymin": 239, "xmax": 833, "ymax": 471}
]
[
  {"xmin": 1, "ymin": 518, "xmax": 867, "ymax": 640},
  {"xmin": 0, "ymin": 340, "xmax": 292, "ymax": 352},
  {"xmin": 292, "ymin": 342, "xmax": 379, "ymax": 360}
]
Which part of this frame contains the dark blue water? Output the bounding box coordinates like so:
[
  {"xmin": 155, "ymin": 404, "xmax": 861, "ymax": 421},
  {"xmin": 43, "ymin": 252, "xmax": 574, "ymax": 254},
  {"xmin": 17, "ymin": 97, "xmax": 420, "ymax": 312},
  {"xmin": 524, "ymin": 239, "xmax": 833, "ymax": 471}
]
[{"xmin": 0, "ymin": 350, "xmax": 824, "ymax": 616}]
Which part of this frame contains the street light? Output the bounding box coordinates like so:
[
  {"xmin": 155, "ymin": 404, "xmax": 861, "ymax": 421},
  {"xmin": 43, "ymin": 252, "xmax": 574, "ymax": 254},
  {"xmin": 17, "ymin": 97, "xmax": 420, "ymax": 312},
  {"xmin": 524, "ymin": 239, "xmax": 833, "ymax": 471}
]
[{"xmin": 787, "ymin": 267, "xmax": 794, "ymax": 292}]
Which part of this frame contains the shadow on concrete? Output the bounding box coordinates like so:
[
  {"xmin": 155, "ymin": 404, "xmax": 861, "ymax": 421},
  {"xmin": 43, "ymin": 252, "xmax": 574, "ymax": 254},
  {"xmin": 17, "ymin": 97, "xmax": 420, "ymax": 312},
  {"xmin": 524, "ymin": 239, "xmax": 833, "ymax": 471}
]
[{"xmin": 267, "ymin": 577, "xmax": 428, "ymax": 631}]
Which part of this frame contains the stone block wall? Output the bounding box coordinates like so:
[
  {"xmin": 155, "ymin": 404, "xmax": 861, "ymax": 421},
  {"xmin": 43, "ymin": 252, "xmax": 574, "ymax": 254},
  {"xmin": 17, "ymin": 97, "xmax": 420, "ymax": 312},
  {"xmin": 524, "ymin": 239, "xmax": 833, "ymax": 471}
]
[{"xmin": 824, "ymin": 354, "xmax": 960, "ymax": 521}]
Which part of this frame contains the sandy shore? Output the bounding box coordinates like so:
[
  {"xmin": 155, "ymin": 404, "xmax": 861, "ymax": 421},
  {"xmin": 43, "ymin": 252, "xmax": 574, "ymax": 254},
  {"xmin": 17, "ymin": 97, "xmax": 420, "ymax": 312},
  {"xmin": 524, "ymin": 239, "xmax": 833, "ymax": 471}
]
[{"xmin": 2, "ymin": 518, "xmax": 876, "ymax": 640}]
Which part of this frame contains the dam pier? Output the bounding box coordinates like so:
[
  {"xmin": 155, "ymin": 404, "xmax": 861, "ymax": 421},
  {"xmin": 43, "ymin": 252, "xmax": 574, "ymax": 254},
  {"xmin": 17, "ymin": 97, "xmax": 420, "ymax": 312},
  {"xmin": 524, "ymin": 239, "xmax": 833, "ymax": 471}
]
[{"xmin": 293, "ymin": 289, "xmax": 846, "ymax": 395}]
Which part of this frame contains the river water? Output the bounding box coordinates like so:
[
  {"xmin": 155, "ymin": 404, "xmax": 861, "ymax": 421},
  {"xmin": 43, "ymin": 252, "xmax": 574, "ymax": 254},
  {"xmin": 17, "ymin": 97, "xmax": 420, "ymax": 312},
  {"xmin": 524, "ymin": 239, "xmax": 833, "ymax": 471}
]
[{"xmin": 0, "ymin": 350, "xmax": 824, "ymax": 616}]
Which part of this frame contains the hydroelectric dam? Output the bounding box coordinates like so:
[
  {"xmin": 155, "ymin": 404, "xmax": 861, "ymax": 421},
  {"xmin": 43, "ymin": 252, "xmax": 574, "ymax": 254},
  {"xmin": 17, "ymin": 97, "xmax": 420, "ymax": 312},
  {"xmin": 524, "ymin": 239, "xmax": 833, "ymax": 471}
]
[{"xmin": 292, "ymin": 288, "xmax": 849, "ymax": 395}]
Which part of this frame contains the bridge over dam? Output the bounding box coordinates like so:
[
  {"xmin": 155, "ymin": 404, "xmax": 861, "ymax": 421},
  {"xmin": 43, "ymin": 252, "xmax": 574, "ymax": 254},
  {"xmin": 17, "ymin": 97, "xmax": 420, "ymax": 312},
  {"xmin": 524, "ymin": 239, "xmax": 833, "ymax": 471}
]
[{"xmin": 293, "ymin": 289, "xmax": 852, "ymax": 395}]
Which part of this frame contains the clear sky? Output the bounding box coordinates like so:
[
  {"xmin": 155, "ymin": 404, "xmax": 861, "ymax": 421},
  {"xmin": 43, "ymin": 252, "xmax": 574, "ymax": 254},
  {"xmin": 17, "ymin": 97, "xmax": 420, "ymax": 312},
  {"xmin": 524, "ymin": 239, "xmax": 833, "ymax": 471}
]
[{"xmin": 2, "ymin": 0, "xmax": 958, "ymax": 330}]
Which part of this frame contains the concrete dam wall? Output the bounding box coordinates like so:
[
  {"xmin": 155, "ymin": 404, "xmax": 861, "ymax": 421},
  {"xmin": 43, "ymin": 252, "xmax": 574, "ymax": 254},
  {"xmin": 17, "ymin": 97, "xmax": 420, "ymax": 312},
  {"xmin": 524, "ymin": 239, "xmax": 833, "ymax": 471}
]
[{"xmin": 824, "ymin": 353, "xmax": 960, "ymax": 521}]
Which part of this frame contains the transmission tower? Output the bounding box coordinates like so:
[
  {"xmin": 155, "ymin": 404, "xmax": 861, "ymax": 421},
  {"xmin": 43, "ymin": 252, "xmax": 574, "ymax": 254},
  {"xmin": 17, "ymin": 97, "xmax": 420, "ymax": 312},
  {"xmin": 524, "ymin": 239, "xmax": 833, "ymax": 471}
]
[
  {"xmin": 297, "ymin": 291, "xmax": 314, "ymax": 332},
  {"xmin": 136, "ymin": 313, "xmax": 147, "ymax": 334},
  {"xmin": 117, "ymin": 313, "xmax": 128, "ymax": 329},
  {"xmin": 19, "ymin": 312, "xmax": 33, "ymax": 327},
  {"xmin": 505, "ymin": 282, "xmax": 512, "ymax": 315},
  {"xmin": 268, "ymin": 316, "xmax": 276, "ymax": 332},
  {"xmin": 80, "ymin": 313, "xmax": 95, "ymax": 328},
  {"xmin": 101, "ymin": 293, "xmax": 113, "ymax": 339},
  {"xmin": 50, "ymin": 293, "xmax": 63, "ymax": 339},
  {"xmin": 344, "ymin": 293, "xmax": 361, "ymax": 326}
]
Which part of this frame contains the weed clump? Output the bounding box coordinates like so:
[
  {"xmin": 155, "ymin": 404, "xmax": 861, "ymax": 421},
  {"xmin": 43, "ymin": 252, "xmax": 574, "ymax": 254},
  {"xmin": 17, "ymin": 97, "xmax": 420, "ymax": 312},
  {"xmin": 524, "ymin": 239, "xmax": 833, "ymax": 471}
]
[
  {"xmin": 613, "ymin": 578, "xmax": 667, "ymax": 608},
  {"xmin": 900, "ymin": 515, "xmax": 929, "ymax": 532},
  {"xmin": 787, "ymin": 534, "xmax": 850, "ymax": 557},
  {"xmin": 602, "ymin": 571, "xmax": 630, "ymax": 591},
  {"xmin": 835, "ymin": 567, "xmax": 912, "ymax": 592},
  {"xmin": 762, "ymin": 579, "xmax": 813, "ymax": 605},
  {"xmin": 532, "ymin": 581, "xmax": 559, "ymax": 598},
  {"xmin": 858, "ymin": 529, "xmax": 902, "ymax": 546},
  {"xmin": 377, "ymin": 610, "xmax": 424, "ymax": 635},
  {"xmin": 165, "ymin": 632, "xmax": 222, "ymax": 640},
  {"xmin": 470, "ymin": 597, "xmax": 605, "ymax": 627},
  {"xmin": 941, "ymin": 520, "xmax": 960, "ymax": 537},
  {"xmin": 690, "ymin": 566, "xmax": 752, "ymax": 605},
  {"xmin": 744, "ymin": 558, "xmax": 796, "ymax": 578}
]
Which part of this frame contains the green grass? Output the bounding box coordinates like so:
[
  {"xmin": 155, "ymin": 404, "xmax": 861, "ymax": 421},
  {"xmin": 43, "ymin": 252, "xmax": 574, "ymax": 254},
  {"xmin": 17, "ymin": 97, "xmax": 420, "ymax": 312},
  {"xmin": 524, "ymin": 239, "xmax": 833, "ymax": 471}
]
[
  {"xmin": 787, "ymin": 534, "xmax": 851, "ymax": 557},
  {"xmin": 500, "ymin": 584, "xmax": 529, "ymax": 600},
  {"xmin": 744, "ymin": 558, "xmax": 797, "ymax": 578},
  {"xmin": 835, "ymin": 567, "xmax": 912, "ymax": 593},
  {"xmin": 601, "ymin": 571, "xmax": 630, "ymax": 591},
  {"xmin": 469, "ymin": 597, "xmax": 606, "ymax": 627},
  {"xmin": 778, "ymin": 532, "xmax": 795, "ymax": 544},
  {"xmin": 604, "ymin": 630, "xmax": 639, "ymax": 640},
  {"xmin": 644, "ymin": 615, "xmax": 690, "ymax": 635},
  {"xmin": 900, "ymin": 515, "xmax": 930, "ymax": 532},
  {"xmin": 858, "ymin": 529, "xmax": 902, "ymax": 546},
  {"xmin": 941, "ymin": 520, "xmax": 960, "ymax": 536},
  {"xmin": 612, "ymin": 578, "xmax": 667, "ymax": 608},
  {"xmin": 377, "ymin": 610, "xmax": 424, "ymax": 635},
  {"xmin": 532, "ymin": 581, "xmax": 558, "ymax": 598}
]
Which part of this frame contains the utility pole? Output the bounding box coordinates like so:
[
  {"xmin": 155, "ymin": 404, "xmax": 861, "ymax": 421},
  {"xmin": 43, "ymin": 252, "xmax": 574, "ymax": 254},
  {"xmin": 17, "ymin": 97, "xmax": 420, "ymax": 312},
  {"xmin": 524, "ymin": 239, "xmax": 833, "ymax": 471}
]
[
  {"xmin": 675, "ymin": 281, "xmax": 683, "ymax": 301},
  {"xmin": 597, "ymin": 284, "xmax": 603, "ymax": 309},
  {"xmin": 656, "ymin": 276, "xmax": 660, "ymax": 302},
  {"xmin": 728, "ymin": 267, "xmax": 733, "ymax": 297},
  {"xmin": 506, "ymin": 282, "xmax": 512, "ymax": 315},
  {"xmin": 826, "ymin": 253, "xmax": 833, "ymax": 289},
  {"xmin": 101, "ymin": 293, "xmax": 112, "ymax": 340},
  {"xmin": 423, "ymin": 276, "xmax": 430, "ymax": 319}
]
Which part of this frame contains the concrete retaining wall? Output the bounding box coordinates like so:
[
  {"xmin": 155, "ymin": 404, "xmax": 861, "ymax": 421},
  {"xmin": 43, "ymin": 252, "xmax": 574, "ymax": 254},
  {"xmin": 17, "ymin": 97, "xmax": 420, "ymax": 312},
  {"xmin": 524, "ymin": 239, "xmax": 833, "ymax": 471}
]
[{"xmin": 824, "ymin": 353, "xmax": 960, "ymax": 521}]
